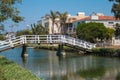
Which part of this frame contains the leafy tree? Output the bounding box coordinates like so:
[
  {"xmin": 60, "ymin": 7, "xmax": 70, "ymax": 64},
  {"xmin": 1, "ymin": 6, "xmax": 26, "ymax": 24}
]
[
  {"xmin": 16, "ymin": 29, "xmax": 32, "ymax": 36},
  {"xmin": 109, "ymin": 0, "xmax": 120, "ymax": 19},
  {"xmin": 0, "ymin": 0, "xmax": 23, "ymax": 23},
  {"xmin": 115, "ymin": 23, "xmax": 120, "ymax": 37},
  {"xmin": 31, "ymin": 24, "xmax": 46, "ymax": 35},
  {"xmin": 0, "ymin": 24, "xmax": 4, "ymax": 31},
  {"xmin": 57, "ymin": 11, "xmax": 68, "ymax": 34},
  {"xmin": 0, "ymin": 34, "xmax": 4, "ymax": 40},
  {"xmin": 76, "ymin": 22, "xmax": 113, "ymax": 43},
  {"xmin": 105, "ymin": 28, "xmax": 115, "ymax": 40}
]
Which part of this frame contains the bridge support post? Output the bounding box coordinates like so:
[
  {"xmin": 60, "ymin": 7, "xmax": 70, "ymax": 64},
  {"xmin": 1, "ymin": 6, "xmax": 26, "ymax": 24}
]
[
  {"xmin": 21, "ymin": 44, "xmax": 28, "ymax": 57},
  {"xmin": 56, "ymin": 44, "xmax": 65, "ymax": 56}
]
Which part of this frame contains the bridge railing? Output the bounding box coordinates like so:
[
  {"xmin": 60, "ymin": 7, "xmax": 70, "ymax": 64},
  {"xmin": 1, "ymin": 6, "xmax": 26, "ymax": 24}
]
[
  {"xmin": 22, "ymin": 35, "xmax": 62, "ymax": 44},
  {"xmin": 0, "ymin": 36, "xmax": 23, "ymax": 51},
  {"xmin": 22, "ymin": 35, "xmax": 96, "ymax": 49},
  {"xmin": 0, "ymin": 35, "xmax": 96, "ymax": 51},
  {"xmin": 61, "ymin": 35, "xmax": 96, "ymax": 49}
]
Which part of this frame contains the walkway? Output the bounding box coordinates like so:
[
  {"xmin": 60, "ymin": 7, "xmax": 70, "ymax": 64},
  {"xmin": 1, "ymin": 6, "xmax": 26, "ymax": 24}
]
[{"xmin": 0, "ymin": 35, "xmax": 96, "ymax": 52}]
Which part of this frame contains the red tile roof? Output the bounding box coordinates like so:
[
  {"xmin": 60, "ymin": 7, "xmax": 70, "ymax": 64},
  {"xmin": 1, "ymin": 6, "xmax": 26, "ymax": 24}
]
[
  {"xmin": 98, "ymin": 16, "xmax": 116, "ymax": 20},
  {"xmin": 73, "ymin": 16, "xmax": 116, "ymax": 23}
]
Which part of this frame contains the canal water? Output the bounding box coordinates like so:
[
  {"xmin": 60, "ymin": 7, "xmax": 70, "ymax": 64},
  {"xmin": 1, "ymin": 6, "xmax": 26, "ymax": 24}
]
[{"xmin": 0, "ymin": 47, "xmax": 120, "ymax": 80}]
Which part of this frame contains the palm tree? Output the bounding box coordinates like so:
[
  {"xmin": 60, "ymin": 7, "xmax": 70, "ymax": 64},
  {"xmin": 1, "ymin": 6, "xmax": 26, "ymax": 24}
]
[
  {"xmin": 31, "ymin": 24, "xmax": 46, "ymax": 35},
  {"xmin": 57, "ymin": 11, "xmax": 68, "ymax": 34},
  {"xmin": 31, "ymin": 24, "xmax": 37, "ymax": 34},
  {"xmin": 47, "ymin": 11, "xmax": 58, "ymax": 34}
]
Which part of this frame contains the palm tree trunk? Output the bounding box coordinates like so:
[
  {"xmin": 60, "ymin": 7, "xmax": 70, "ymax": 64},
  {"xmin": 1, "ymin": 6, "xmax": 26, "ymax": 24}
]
[{"xmin": 52, "ymin": 22, "xmax": 54, "ymax": 34}]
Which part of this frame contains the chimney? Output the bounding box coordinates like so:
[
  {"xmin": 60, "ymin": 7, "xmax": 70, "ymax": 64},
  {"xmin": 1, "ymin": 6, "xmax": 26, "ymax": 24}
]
[
  {"xmin": 90, "ymin": 12, "xmax": 98, "ymax": 20},
  {"xmin": 77, "ymin": 12, "xmax": 85, "ymax": 17}
]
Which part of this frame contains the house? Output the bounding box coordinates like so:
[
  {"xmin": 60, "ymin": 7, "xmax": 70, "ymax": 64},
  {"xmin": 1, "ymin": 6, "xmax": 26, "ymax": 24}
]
[
  {"xmin": 5, "ymin": 32, "xmax": 16, "ymax": 40},
  {"xmin": 37, "ymin": 12, "xmax": 120, "ymax": 46},
  {"xmin": 66, "ymin": 12, "xmax": 88, "ymax": 35},
  {"xmin": 37, "ymin": 12, "xmax": 87, "ymax": 34},
  {"xmin": 38, "ymin": 16, "xmax": 60, "ymax": 34},
  {"xmin": 67, "ymin": 13, "xmax": 120, "ymax": 34},
  {"xmin": 67, "ymin": 12, "xmax": 120, "ymax": 46}
]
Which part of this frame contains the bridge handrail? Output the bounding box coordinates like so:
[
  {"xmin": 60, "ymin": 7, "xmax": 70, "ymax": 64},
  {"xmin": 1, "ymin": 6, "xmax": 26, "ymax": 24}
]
[
  {"xmin": 61, "ymin": 35, "xmax": 96, "ymax": 49},
  {"xmin": 0, "ymin": 35, "xmax": 96, "ymax": 51},
  {"xmin": 0, "ymin": 36, "xmax": 23, "ymax": 50}
]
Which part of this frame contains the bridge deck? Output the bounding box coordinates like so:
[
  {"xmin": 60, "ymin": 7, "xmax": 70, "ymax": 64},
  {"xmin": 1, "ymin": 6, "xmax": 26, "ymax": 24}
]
[{"xmin": 0, "ymin": 35, "xmax": 96, "ymax": 52}]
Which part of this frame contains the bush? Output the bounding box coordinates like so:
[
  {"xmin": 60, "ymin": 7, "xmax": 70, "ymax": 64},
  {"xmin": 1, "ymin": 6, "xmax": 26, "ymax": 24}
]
[
  {"xmin": 76, "ymin": 22, "xmax": 114, "ymax": 43},
  {"xmin": 92, "ymin": 48, "xmax": 101, "ymax": 55},
  {"xmin": 116, "ymin": 49, "xmax": 120, "ymax": 57},
  {"xmin": 0, "ymin": 34, "xmax": 4, "ymax": 40},
  {"xmin": 92, "ymin": 48, "xmax": 116, "ymax": 56}
]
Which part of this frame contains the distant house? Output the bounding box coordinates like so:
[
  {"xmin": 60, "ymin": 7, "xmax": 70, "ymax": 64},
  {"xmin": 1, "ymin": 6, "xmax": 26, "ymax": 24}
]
[
  {"xmin": 37, "ymin": 12, "xmax": 120, "ymax": 46},
  {"xmin": 37, "ymin": 16, "xmax": 60, "ymax": 34},
  {"xmin": 67, "ymin": 13, "xmax": 120, "ymax": 46},
  {"xmin": 5, "ymin": 32, "xmax": 16, "ymax": 39},
  {"xmin": 37, "ymin": 12, "xmax": 87, "ymax": 34},
  {"xmin": 38, "ymin": 12, "xmax": 120, "ymax": 35},
  {"xmin": 67, "ymin": 13, "xmax": 120, "ymax": 34}
]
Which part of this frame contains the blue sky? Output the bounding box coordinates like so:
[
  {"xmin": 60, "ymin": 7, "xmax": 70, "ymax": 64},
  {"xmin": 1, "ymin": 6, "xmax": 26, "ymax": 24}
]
[{"xmin": 5, "ymin": 0, "xmax": 113, "ymax": 32}]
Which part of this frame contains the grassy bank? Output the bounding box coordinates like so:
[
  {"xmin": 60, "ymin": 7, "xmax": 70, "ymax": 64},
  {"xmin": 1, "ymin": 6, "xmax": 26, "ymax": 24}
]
[
  {"xmin": 0, "ymin": 56, "xmax": 41, "ymax": 80},
  {"xmin": 92, "ymin": 48, "xmax": 120, "ymax": 57}
]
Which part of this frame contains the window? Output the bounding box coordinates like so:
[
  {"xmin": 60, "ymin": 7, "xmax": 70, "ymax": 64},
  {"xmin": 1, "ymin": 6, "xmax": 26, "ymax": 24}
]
[
  {"xmin": 108, "ymin": 22, "xmax": 114, "ymax": 24},
  {"xmin": 45, "ymin": 22, "xmax": 49, "ymax": 28},
  {"xmin": 77, "ymin": 22, "xmax": 80, "ymax": 25}
]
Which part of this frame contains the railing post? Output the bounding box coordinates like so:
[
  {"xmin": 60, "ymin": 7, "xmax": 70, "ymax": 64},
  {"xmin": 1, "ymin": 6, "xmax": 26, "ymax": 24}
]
[
  {"xmin": 24, "ymin": 35, "xmax": 27, "ymax": 44},
  {"xmin": 62, "ymin": 35, "xmax": 66, "ymax": 43},
  {"xmin": 9, "ymin": 40, "xmax": 14, "ymax": 47},
  {"xmin": 38, "ymin": 35, "xmax": 40, "ymax": 43},
  {"xmin": 20, "ymin": 35, "xmax": 25, "ymax": 44},
  {"xmin": 84, "ymin": 42, "xmax": 87, "ymax": 49},
  {"xmin": 47, "ymin": 35, "xmax": 48, "ymax": 43},
  {"xmin": 20, "ymin": 36, "xmax": 24, "ymax": 44},
  {"xmin": 60, "ymin": 35, "xmax": 62, "ymax": 43},
  {"xmin": 50, "ymin": 35, "xmax": 52, "ymax": 43},
  {"xmin": 33, "ymin": 35, "xmax": 36, "ymax": 43},
  {"xmin": 93, "ymin": 44, "xmax": 96, "ymax": 48},
  {"xmin": 58, "ymin": 35, "xmax": 62, "ymax": 43},
  {"xmin": 73, "ymin": 38, "xmax": 75, "ymax": 45},
  {"xmin": 35, "ymin": 35, "xmax": 37, "ymax": 43}
]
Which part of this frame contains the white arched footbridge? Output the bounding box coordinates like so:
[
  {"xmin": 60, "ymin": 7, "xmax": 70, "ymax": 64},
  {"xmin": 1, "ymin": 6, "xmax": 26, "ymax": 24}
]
[{"xmin": 0, "ymin": 35, "xmax": 96, "ymax": 52}]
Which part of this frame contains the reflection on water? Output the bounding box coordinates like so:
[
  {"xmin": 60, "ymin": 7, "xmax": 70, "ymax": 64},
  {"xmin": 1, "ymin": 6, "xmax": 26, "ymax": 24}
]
[{"xmin": 1, "ymin": 47, "xmax": 120, "ymax": 80}]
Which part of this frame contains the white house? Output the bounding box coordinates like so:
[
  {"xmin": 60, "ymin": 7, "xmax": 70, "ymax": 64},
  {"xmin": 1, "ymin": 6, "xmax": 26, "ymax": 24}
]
[
  {"xmin": 5, "ymin": 32, "xmax": 16, "ymax": 40},
  {"xmin": 37, "ymin": 16, "xmax": 60, "ymax": 34},
  {"xmin": 68, "ymin": 13, "xmax": 120, "ymax": 33},
  {"xmin": 68, "ymin": 13, "xmax": 120, "ymax": 46},
  {"xmin": 37, "ymin": 12, "xmax": 87, "ymax": 34},
  {"xmin": 37, "ymin": 12, "xmax": 120, "ymax": 46}
]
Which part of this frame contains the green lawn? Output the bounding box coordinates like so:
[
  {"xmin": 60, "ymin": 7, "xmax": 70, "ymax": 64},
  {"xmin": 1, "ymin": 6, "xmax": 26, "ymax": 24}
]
[{"xmin": 0, "ymin": 56, "xmax": 41, "ymax": 80}]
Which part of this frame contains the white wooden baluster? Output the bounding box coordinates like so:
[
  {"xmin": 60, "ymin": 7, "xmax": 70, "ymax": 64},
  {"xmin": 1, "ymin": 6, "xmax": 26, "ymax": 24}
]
[
  {"xmin": 38, "ymin": 35, "xmax": 40, "ymax": 43},
  {"xmin": 47, "ymin": 35, "xmax": 48, "ymax": 43},
  {"xmin": 49, "ymin": 35, "xmax": 52, "ymax": 43},
  {"xmin": 24, "ymin": 35, "xmax": 27, "ymax": 44},
  {"xmin": 73, "ymin": 39, "xmax": 75, "ymax": 45},
  {"xmin": 9, "ymin": 40, "xmax": 14, "ymax": 47}
]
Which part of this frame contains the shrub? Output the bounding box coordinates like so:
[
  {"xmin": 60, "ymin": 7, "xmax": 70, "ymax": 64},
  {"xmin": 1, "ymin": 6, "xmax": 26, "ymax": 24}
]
[{"xmin": 92, "ymin": 48, "xmax": 116, "ymax": 56}]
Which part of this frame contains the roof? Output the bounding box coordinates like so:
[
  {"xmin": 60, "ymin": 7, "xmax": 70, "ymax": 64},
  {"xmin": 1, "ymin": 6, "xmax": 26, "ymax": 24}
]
[
  {"xmin": 98, "ymin": 16, "xmax": 116, "ymax": 20},
  {"xmin": 73, "ymin": 16, "xmax": 117, "ymax": 23}
]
